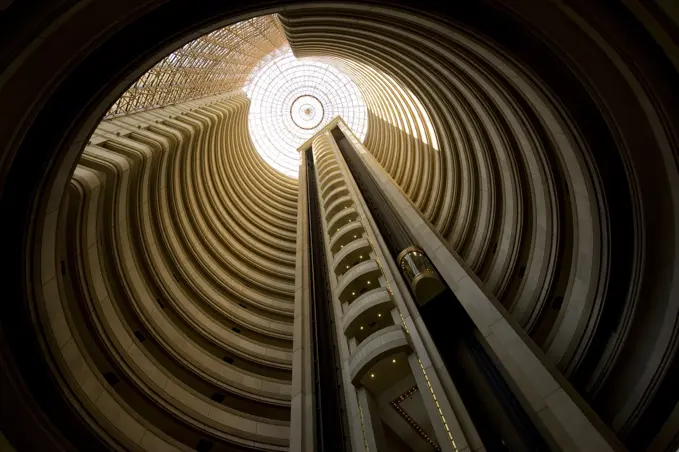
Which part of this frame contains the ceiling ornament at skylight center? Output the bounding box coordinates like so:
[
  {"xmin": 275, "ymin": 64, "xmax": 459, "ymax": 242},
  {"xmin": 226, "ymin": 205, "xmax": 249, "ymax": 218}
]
[{"xmin": 244, "ymin": 46, "xmax": 368, "ymax": 177}]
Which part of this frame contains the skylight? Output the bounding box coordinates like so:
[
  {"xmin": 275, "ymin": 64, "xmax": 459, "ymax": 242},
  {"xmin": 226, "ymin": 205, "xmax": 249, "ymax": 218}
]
[{"xmin": 244, "ymin": 46, "xmax": 368, "ymax": 177}]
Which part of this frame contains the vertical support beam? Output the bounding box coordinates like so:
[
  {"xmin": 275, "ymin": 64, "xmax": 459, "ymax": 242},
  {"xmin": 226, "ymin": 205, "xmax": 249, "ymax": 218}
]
[
  {"xmin": 291, "ymin": 151, "xmax": 315, "ymax": 451},
  {"xmin": 356, "ymin": 387, "xmax": 388, "ymax": 452},
  {"xmin": 340, "ymin": 122, "xmax": 622, "ymax": 451},
  {"xmin": 326, "ymin": 126, "xmax": 473, "ymax": 452},
  {"xmin": 310, "ymin": 133, "xmax": 367, "ymax": 452}
]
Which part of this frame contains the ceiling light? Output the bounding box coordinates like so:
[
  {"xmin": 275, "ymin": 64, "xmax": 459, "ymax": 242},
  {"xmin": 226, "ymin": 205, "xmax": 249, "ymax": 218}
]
[
  {"xmin": 360, "ymin": 326, "xmax": 364, "ymax": 330},
  {"xmin": 352, "ymin": 292, "xmax": 355, "ymax": 296},
  {"xmin": 378, "ymin": 313, "xmax": 382, "ymax": 317},
  {"xmin": 370, "ymin": 374, "xmax": 375, "ymax": 378},
  {"xmin": 367, "ymin": 281, "xmax": 371, "ymax": 285},
  {"xmin": 392, "ymin": 359, "xmax": 396, "ymax": 363}
]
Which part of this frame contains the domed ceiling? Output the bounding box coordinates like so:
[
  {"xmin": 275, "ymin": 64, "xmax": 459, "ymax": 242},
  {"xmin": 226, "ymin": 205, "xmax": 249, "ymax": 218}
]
[{"xmin": 243, "ymin": 45, "xmax": 367, "ymax": 177}]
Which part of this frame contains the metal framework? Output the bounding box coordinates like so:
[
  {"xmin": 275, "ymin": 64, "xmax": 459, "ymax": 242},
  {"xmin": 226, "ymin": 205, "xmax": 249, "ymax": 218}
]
[
  {"xmin": 105, "ymin": 15, "xmax": 286, "ymax": 118},
  {"xmin": 244, "ymin": 46, "xmax": 367, "ymax": 177}
]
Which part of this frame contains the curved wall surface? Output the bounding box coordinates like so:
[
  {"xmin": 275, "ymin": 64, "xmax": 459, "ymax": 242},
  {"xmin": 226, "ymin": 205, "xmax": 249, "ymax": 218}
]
[
  {"xmin": 278, "ymin": 4, "xmax": 679, "ymax": 448},
  {"xmin": 0, "ymin": 1, "xmax": 678, "ymax": 451},
  {"xmin": 39, "ymin": 92, "xmax": 297, "ymax": 451}
]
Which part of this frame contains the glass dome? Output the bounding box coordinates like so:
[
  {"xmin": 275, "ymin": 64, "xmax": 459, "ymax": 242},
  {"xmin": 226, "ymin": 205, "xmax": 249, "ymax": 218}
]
[{"xmin": 244, "ymin": 46, "xmax": 368, "ymax": 177}]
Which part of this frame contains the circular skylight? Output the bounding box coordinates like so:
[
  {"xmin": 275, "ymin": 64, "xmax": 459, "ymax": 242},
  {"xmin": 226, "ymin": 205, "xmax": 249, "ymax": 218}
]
[{"xmin": 244, "ymin": 46, "xmax": 368, "ymax": 177}]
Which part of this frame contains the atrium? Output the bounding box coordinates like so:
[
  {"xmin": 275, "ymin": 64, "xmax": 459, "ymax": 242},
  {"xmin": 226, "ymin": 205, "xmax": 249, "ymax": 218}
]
[{"xmin": 0, "ymin": 2, "xmax": 678, "ymax": 452}]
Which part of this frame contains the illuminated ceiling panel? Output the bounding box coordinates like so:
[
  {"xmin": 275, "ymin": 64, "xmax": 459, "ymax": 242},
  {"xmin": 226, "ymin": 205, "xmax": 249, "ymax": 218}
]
[{"xmin": 244, "ymin": 46, "xmax": 368, "ymax": 177}]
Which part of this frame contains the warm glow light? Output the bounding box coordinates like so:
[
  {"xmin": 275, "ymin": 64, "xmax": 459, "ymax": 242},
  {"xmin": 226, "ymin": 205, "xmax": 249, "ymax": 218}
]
[
  {"xmin": 392, "ymin": 359, "xmax": 396, "ymax": 363},
  {"xmin": 244, "ymin": 46, "xmax": 368, "ymax": 177},
  {"xmin": 370, "ymin": 374, "xmax": 375, "ymax": 378}
]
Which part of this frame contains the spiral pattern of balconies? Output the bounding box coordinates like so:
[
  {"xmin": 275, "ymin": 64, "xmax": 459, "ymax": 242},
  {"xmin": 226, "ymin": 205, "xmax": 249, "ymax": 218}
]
[
  {"xmin": 279, "ymin": 11, "xmax": 567, "ymax": 345},
  {"xmin": 277, "ymin": 5, "xmax": 679, "ymax": 446},
  {"xmin": 38, "ymin": 92, "xmax": 297, "ymax": 451},
  {"xmin": 311, "ymin": 131, "xmax": 410, "ymax": 387}
]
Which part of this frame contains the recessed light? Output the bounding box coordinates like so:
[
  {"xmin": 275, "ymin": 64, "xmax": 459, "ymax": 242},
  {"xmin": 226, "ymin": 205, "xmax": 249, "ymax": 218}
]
[
  {"xmin": 360, "ymin": 326, "xmax": 364, "ymax": 330},
  {"xmin": 392, "ymin": 359, "xmax": 396, "ymax": 363},
  {"xmin": 346, "ymin": 265, "xmax": 349, "ymax": 269},
  {"xmin": 367, "ymin": 281, "xmax": 371, "ymax": 285},
  {"xmin": 352, "ymin": 292, "xmax": 355, "ymax": 296},
  {"xmin": 378, "ymin": 313, "xmax": 382, "ymax": 317},
  {"xmin": 370, "ymin": 374, "xmax": 375, "ymax": 378},
  {"xmin": 359, "ymin": 255, "xmax": 363, "ymax": 259}
]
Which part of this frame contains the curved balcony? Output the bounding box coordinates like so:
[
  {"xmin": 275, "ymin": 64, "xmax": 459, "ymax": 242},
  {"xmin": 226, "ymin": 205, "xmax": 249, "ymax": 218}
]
[
  {"xmin": 336, "ymin": 259, "xmax": 382, "ymax": 303},
  {"xmin": 314, "ymin": 148, "xmax": 334, "ymax": 166},
  {"xmin": 341, "ymin": 287, "xmax": 393, "ymax": 338},
  {"xmin": 348, "ymin": 325, "xmax": 411, "ymax": 385},
  {"xmin": 329, "ymin": 222, "xmax": 365, "ymax": 254},
  {"xmin": 321, "ymin": 176, "xmax": 345, "ymax": 200},
  {"xmin": 327, "ymin": 207, "xmax": 359, "ymax": 236},
  {"xmin": 323, "ymin": 185, "xmax": 349, "ymax": 209},
  {"xmin": 325, "ymin": 195, "xmax": 353, "ymax": 221},
  {"xmin": 332, "ymin": 237, "xmax": 371, "ymax": 275},
  {"xmin": 319, "ymin": 167, "xmax": 342, "ymax": 188},
  {"xmin": 316, "ymin": 155, "xmax": 337, "ymax": 177},
  {"xmin": 318, "ymin": 167, "xmax": 342, "ymax": 186}
]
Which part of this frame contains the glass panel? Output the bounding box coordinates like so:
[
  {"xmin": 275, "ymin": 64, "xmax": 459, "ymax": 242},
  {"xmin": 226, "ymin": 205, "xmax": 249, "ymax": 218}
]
[
  {"xmin": 400, "ymin": 250, "xmax": 436, "ymax": 285},
  {"xmin": 244, "ymin": 46, "xmax": 368, "ymax": 177}
]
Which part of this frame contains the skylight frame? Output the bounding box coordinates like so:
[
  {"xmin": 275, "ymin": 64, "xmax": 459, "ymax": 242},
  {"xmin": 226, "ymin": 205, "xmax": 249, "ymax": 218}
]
[{"xmin": 244, "ymin": 46, "xmax": 368, "ymax": 177}]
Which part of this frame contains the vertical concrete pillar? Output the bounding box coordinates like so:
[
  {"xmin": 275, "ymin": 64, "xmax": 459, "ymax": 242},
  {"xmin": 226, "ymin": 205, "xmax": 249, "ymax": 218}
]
[
  {"xmin": 290, "ymin": 150, "xmax": 315, "ymax": 451},
  {"xmin": 343, "ymin": 122, "xmax": 621, "ymax": 451}
]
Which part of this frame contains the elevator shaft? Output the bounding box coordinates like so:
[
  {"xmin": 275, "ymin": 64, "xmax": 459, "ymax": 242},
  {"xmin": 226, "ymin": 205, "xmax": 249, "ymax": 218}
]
[{"xmin": 332, "ymin": 127, "xmax": 549, "ymax": 452}]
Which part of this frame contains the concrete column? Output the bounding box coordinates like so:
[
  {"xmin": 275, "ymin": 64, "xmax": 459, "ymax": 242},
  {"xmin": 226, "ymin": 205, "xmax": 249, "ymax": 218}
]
[
  {"xmin": 407, "ymin": 353, "xmax": 472, "ymax": 452},
  {"xmin": 349, "ymin": 124, "xmax": 622, "ymax": 451},
  {"xmin": 356, "ymin": 387, "xmax": 389, "ymax": 452},
  {"xmin": 336, "ymin": 120, "xmax": 480, "ymax": 452},
  {"xmin": 290, "ymin": 150, "xmax": 315, "ymax": 452}
]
